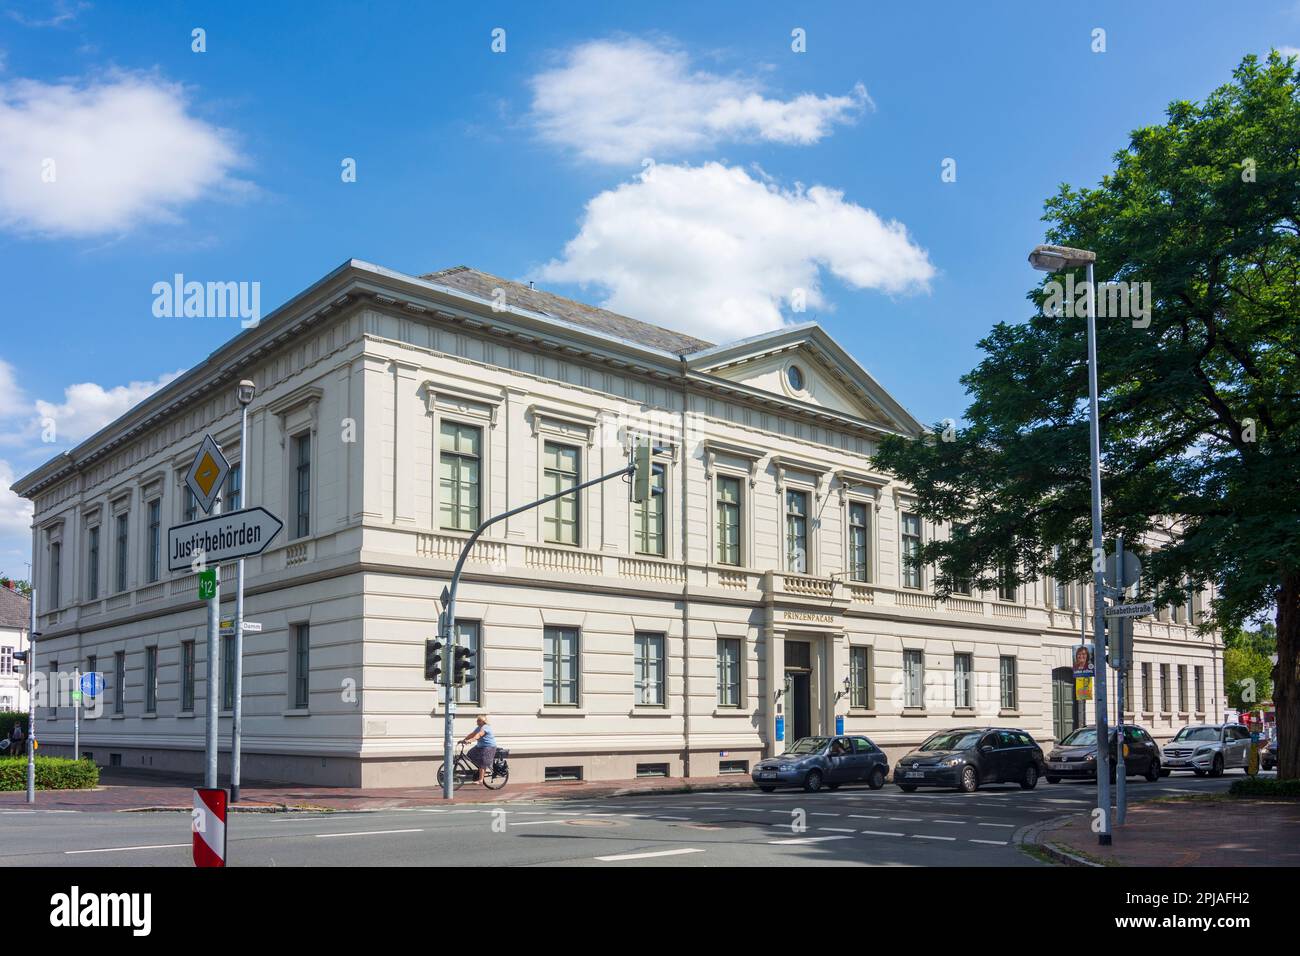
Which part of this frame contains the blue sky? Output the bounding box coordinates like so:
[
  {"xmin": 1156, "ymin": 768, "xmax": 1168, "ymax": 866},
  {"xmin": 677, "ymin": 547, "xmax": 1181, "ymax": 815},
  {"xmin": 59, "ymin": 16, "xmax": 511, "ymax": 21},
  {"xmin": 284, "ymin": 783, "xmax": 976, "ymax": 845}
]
[{"xmin": 1, "ymin": 0, "xmax": 1297, "ymax": 572}]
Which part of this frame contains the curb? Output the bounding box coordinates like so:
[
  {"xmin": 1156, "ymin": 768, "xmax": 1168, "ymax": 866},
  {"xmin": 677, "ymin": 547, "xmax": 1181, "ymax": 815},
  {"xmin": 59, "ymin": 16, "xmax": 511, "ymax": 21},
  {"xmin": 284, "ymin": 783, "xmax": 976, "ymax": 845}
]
[{"xmin": 1015, "ymin": 813, "xmax": 1103, "ymax": 867}]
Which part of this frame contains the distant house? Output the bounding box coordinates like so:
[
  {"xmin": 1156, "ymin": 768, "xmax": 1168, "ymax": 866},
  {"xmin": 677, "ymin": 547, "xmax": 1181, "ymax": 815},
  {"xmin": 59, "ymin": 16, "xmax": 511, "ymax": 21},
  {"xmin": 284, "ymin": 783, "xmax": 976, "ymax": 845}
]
[{"xmin": 0, "ymin": 584, "xmax": 31, "ymax": 712}]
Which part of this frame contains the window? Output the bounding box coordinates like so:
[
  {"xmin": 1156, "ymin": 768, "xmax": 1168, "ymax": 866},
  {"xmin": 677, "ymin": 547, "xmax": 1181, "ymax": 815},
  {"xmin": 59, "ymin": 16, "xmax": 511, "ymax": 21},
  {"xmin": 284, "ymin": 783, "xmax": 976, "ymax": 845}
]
[
  {"xmin": 1160, "ymin": 663, "xmax": 1171, "ymax": 712},
  {"xmin": 114, "ymin": 512, "xmax": 129, "ymax": 593},
  {"xmin": 785, "ymin": 489, "xmax": 808, "ymax": 573},
  {"xmin": 144, "ymin": 647, "xmax": 158, "ymax": 714},
  {"xmin": 903, "ymin": 649, "xmax": 924, "ymax": 708},
  {"xmin": 1195, "ymin": 666, "xmax": 1204, "ymax": 712},
  {"xmin": 636, "ymin": 763, "xmax": 669, "ymax": 778},
  {"xmin": 848, "ymin": 501, "xmax": 870, "ymax": 582},
  {"xmin": 1141, "ymin": 662, "xmax": 1152, "ymax": 712},
  {"xmin": 114, "ymin": 651, "xmax": 125, "ymax": 715},
  {"xmin": 226, "ymin": 463, "xmax": 242, "ymax": 512},
  {"xmin": 850, "ymin": 645, "xmax": 872, "ymax": 709},
  {"xmin": 1000, "ymin": 656, "xmax": 1018, "ymax": 711},
  {"xmin": 221, "ymin": 635, "xmax": 235, "ymax": 710},
  {"xmin": 542, "ymin": 442, "xmax": 580, "ymax": 545},
  {"xmin": 719, "ymin": 759, "xmax": 749, "ymax": 775},
  {"xmin": 181, "ymin": 641, "xmax": 195, "ymax": 712},
  {"xmin": 1177, "ymin": 664, "xmax": 1188, "ymax": 712},
  {"xmin": 715, "ymin": 476, "xmax": 742, "ymax": 566},
  {"xmin": 717, "ymin": 638, "xmax": 741, "ymax": 707},
  {"xmin": 146, "ymin": 499, "xmax": 161, "ymax": 583},
  {"xmin": 453, "ymin": 620, "xmax": 481, "ymax": 705},
  {"xmin": 954, "ymin": 653, "xmax": 973, "ymax": 709},
  {"xmin": 183, "ymin": 488, "xmax": 198, "ymax": 523},
  {"xmin": 1123, "ymin": 666, "xmax": 1134, "ymax": 713},
  {"xmin": 633, "ymin": 632, "xmax": 665, "ymax": 706},
  {"xmin": 85, "ymin": 655, "xmax": 96, "ymax": 702},
  {"xmin": 950, "ymin": 523, "xmax": 972, "ymax": 595},
  {"xmin": 543, "ymin": 626, "xmax": 579, "ymax": 706},
  {"xmin": 439, "ymin": 421, "xmax": 481, "ymax": 531},
  {"xmin": 0, "ymin": 646, "xmax": 11, "ymax": 675},
  {"xmin": 86, "ymin": 525, "xmax": 100, "ymax": 601},
  {"xmin": 293, "ymin": 433, "xmax": 312, "ymax": 538},
  {"xmin": 1052, "ymin": 545, "xmax": 1070, "ymax": 609},
  {"xmin": 48, "ymin": 659, "xmax": 57, "ymax": 718},
  {"xmin": 293, "ymin": 624, "xmax": 310, "ymax": 709},
  {"xmin": 633, "ymin": 461, "xmax": 665, "ymax": 556},
  {"xmin": 997, "ymin": 558, "xmax": 1018, "ymax": 602},
  {"xmin": 900, "ymin": 513, "xmax": 922, "ymax": 589},
  {"xmin": 49, "ymin": 540, "xmax": 61, "ymax": 607},
  {"xmin": 786, "ymin": 364, "xmax": 805, "ymax": 391}
]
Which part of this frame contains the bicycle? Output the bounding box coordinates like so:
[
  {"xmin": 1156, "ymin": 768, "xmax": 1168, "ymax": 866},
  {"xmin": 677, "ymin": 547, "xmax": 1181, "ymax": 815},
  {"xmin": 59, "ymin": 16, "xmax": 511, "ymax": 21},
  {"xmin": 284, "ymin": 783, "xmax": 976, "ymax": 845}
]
[{"xmin": 437, "ymin": 744, "xmax": 510, "ymax": 791}]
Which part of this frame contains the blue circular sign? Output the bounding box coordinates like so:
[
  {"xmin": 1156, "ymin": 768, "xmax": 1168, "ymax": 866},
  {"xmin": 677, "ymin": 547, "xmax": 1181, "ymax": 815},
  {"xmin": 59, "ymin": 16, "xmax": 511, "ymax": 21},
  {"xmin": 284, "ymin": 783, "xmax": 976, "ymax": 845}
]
[{"xmin": 80, "ymin": 672, "xmax": 103, "ymax": 697}]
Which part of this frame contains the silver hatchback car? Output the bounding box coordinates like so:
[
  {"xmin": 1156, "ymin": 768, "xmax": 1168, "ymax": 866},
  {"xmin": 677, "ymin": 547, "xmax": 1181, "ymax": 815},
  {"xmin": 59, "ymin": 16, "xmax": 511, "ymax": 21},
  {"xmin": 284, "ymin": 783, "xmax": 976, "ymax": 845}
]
[{"xmin": 1161, "ymin": 723, "xmax": 1253, "ymax": 776}]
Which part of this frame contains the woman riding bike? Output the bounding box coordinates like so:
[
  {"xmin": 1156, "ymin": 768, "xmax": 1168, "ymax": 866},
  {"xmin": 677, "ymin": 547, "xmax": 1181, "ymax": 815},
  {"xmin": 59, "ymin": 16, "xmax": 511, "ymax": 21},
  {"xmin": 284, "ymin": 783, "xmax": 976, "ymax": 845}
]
[{"xmin": 460, "ymin": 715, "xmax": 497, "ymax": 786}]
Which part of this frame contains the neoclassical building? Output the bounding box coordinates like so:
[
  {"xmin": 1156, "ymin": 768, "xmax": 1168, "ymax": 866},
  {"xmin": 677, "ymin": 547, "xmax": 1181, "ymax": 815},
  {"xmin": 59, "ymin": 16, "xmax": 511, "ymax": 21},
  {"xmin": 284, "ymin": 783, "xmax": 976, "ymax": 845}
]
[{"xmin": 14, "ymin": 261, "xmax": 1224, "ymax": 786}]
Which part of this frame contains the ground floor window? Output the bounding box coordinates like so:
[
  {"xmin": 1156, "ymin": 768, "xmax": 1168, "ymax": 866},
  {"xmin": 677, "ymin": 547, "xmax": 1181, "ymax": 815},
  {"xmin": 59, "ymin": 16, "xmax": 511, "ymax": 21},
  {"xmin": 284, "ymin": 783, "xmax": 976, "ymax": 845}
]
[
  {"xmin": 544, "ymin": 626, "xmax": 579, "ymax": 706},
  {"xmin": 634, "ymin": 632, "xmax": 665, "ymax": 706},
  {"xmin": 849, "ymin": 645, "xmax": 872, "ymax": 709},
  {"xmin": 903, "ymin": 649, "xmax": 924, "ymax": 708},
  {"xmin": 716, "ymin": 638, "xmax": 741, "ymax": 707},
  {"xmin": 999, "ymin": 656, "xmax": 1017, "ymax": 711}
]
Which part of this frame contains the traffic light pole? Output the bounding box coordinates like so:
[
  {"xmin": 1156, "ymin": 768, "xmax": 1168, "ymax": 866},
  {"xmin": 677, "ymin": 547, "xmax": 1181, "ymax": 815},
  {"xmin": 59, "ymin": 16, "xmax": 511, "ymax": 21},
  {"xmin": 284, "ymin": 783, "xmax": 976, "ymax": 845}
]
[{"xmin": 439, "ymin": 459, "xmax": 637, "ymax": 799}]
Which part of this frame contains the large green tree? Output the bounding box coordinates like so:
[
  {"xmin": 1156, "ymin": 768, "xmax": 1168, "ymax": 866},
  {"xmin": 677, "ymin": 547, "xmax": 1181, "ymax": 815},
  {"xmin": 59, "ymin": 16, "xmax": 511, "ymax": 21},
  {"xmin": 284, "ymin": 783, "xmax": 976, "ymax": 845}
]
[{"xmin": 873, "ymin": 54, "xmax": 1300, "ymax": 777}]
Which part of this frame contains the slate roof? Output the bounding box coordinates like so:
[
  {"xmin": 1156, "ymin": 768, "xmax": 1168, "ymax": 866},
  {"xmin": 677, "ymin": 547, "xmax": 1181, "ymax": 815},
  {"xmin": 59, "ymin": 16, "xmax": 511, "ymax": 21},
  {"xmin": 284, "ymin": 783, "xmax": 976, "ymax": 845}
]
[
  {"xmin": 0, "ymin": 585, "xmax": 30, "ymax": 630},
  {"xmin": 423, "ymin": 266, "xmax": 714, "ymax": 357}
]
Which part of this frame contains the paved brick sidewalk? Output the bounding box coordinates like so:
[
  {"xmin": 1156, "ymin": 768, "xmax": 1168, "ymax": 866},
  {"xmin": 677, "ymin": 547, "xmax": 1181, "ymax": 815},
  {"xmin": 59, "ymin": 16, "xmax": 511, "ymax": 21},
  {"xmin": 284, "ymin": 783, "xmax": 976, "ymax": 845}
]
[
  {"xmin": 0, "ymin": 768, "xmax": 756, "ymax": 812},
  {"xmin": 1038, "ymin": 797, "xmax": 1300, "ymax": 866}
]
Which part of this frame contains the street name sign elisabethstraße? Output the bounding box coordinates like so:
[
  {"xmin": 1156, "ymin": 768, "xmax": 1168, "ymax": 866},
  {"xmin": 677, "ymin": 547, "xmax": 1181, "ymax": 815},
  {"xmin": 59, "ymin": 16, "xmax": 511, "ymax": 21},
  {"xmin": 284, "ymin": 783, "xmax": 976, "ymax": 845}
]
[
  {"xmin": 168, "ymin": 506, "xmax": 284, "ymax": 573},
  {"xmin": 1104, "ymin": 601, "xmax": 1155, "ymax": 618}
]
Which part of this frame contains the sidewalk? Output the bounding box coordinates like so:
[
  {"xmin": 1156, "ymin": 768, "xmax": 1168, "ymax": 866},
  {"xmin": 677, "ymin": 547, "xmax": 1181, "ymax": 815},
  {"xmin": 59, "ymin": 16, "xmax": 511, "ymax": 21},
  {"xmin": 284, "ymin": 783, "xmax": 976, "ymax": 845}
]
[
  {"xmin": 1032, "ymin": 797, "xmax": 1300, "ymax": 866},
  {"xmin": 0, "ymin": 768, "xmax": 757, "ymax": 812}
]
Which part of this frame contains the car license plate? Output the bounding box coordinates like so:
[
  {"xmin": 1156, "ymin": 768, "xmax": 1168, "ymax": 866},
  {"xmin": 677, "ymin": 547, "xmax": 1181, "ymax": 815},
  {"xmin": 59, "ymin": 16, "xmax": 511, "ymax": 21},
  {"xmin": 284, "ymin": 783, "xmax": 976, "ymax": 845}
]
[
  {"xmin": 1049, "ymin": 762, "xmax": 1069, "ymax": 770},
  {"xmin": 759, "ymin": 771, "xmax": 776, "ymax": 779},
  {"xmin": 904, "ymin": 771, "xmax": 923, "ymax": 779}
]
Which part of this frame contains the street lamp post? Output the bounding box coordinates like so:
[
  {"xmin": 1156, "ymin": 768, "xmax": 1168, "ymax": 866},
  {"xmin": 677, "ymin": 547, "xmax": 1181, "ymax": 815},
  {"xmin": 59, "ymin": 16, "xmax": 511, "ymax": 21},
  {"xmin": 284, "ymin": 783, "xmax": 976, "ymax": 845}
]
[
  {"xmin": 231, "ymin": 379, "xmax": 255, "ymax": 803},
  {"xmin": 1029, "ymin": 243, "xmax": 1113, "ymax": 845}
]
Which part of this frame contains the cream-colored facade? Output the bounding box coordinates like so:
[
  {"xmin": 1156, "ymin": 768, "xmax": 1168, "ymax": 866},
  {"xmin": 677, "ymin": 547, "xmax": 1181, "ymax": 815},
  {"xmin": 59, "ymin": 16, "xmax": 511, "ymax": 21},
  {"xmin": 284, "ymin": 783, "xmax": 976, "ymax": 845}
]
[{"xmin": 14, "ymin": 261, "xmax": 1223, "ymax": 786}]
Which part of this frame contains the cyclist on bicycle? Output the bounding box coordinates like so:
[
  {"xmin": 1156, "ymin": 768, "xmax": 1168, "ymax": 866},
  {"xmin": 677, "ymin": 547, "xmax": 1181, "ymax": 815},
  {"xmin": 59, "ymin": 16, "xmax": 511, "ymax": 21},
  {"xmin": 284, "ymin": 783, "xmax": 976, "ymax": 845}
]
[{"xmin": 460, "ymin": 715, "xmax": 497, "ymax": 785}]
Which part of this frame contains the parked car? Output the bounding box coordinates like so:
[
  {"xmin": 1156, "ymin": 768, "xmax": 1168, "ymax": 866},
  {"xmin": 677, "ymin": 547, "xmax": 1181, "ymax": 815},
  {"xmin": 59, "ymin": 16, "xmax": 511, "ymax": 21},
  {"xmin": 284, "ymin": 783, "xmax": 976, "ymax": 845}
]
[
  {"xmin": 1161, "ymin": 723, "xmax": 1253, "ymax": 776},
  {"xmin": 1261, "ymin": 738, "xmax": 1279, "ymax": 772},
  {"xmin": 894, "ymin": 727, "xmax": 1046, "ymax": 793},
  {"xmin": 1044, "ymin": 725, "xmax": 1162, "ymax": 783},
  {"xmin": 752, "ymin": 735, "xmax": 890, "ymax": 793}
]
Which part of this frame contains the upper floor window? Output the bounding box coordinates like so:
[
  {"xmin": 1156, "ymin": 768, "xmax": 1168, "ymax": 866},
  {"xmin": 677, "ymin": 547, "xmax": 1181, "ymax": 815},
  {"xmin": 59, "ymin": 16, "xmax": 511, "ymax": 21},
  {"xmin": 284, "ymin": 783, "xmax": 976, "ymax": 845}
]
[
  {"xmin": 542, "ymin": 442, "xmax": 580, "ymax": 546},
  {"xmin": 146, "ymin": 499, "xmax": 161, "ymax": 583},
  {"xmin": 183, "ymin": 488, "xmax": 198, "ymax": 523},
  {"xmin": 293, "ymin": 433, "xmax": 311, "ymax": 538},
  {"xmin": 950, "ymin": 523, "xmax": 971, "ymax": 595},
  {"xmin": 114, "ymin": 512, "xmax": 129, "ymax": 593},
  {"xmin": 996, "ymin": 558, "xmax": 1018, "ymax": 602},
  {"xmin": 86, "ymin": 525, "xmax": 100, "ymax": 601},
  {"xmin": 900, "ymin": 512, "xmax": 922, "ymax": 590},
  {"xmin": 848, "ymin": 501, "xmax": 870, "ymax": 582},
  {"xmin": 633, "ymin": 461, "xmax": 665, "ymax": 556},
  {"xmin": 226, "ymin": 463, "xmax": 242, "ymax": 512},
  {"xmin": 439, "ymin": 421, "xmax": 482, "ymax": 532},
  {"xmin": 48, "ymin": 540, "xmax": 61, "ymax": 608},
  {"xmin": 785, "ymin": 489, "xmax": 808, "ymax": 574},
  {"xmin": 715, "ymin": 476, "xmax": 742, "ymax": 566}
]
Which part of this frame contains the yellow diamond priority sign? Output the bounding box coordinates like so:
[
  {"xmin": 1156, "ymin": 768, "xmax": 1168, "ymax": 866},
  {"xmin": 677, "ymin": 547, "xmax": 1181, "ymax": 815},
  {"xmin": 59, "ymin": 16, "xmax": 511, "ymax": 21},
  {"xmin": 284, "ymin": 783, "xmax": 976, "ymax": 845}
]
[{"xmin": 185, "ymin": 434, "xmax": 230, "ymax": 515}]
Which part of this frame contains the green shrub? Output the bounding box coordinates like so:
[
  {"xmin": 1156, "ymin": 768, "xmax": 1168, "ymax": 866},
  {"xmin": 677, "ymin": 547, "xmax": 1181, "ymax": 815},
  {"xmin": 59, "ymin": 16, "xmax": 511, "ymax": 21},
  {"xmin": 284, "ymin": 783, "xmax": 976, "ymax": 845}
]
[
  {"xmin": 1229, "ymin": 776, "xmax": 1300, "ymax": 799},
  {"xmin": 0, "ymin": 755, "xmax": 99, "ymax": 791},
  {"xmin": 0, "ymin": 711, "xmax": 28, "ymax": 741}
]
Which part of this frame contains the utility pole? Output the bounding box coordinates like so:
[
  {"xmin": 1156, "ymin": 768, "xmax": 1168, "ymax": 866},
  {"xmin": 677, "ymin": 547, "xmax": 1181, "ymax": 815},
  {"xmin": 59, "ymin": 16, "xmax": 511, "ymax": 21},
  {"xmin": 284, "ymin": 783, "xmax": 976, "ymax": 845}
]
[
  {"xmin": 231, "ymin": 380, "xmax": 255, "ymax": 803},
  {"xmin": 205, "ymin": 495, "xmax": 221, "ymax": 791},
  {"xmin": 1114, "ymin": 535, "xmax": 1128, "ymax": 825},
  {"xmin": 73, "ymin": 666, "xmax": 80, "ymax": 762},
  {"xmin": 26, "ymin": 586, "xmax": 36, "ymax": 804},
  {"xmin": 439, "ymin": 447, "xmax": 652, "ymax": 799}
]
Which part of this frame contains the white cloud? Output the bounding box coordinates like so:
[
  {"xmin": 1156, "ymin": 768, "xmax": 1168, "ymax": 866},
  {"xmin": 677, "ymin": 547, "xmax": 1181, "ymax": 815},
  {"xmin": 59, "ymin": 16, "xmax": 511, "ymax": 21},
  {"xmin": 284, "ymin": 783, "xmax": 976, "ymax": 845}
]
[
  {"xmin": 33, "ymin": 370, "xmax": 184, "ymax": 445},
  {"xmin": 0, "ymin": 72, "xmax": 246, "ymax": 237},
  {"xmin": 0, "ymin": 458, "xmax": 33, "ymax": 537},
  {"xmin": 537, "ymin": 162, "xmax": 934, "ymax": 342},
  {"xmin": 1277, "ymin": 45, "xmax": 1300, "ymax": 57},
  {"xmin": 0, "ymin": 359, "xmax": 24, "ymax": 417},
  {"xmin": 530, "ymin": 38, "xmax": 870, "ymax": 165}
]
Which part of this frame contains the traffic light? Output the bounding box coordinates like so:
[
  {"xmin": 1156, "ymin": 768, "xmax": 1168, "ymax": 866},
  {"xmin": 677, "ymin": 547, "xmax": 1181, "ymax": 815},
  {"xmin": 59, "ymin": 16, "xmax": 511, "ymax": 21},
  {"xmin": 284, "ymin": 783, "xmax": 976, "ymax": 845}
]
[
  {"xmin": 424, "ymin": 638, "xmax": 444, "ymax": 683},
  {"xmin": 631, "ymin": 441, "xmax": 664, "ymax": 503},
  {"xmin": 452, "ymin": 644, "xmax": 475, "ymax": 687},
  {"xmin": 11, "ymin": 650, "xmax": 26, "ymax": 671}
]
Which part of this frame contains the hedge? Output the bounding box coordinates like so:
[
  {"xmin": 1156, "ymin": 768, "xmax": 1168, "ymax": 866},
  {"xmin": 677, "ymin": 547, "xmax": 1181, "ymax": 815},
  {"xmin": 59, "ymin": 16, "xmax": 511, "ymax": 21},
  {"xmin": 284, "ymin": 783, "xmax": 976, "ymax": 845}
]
[
  {"xmin": 0, "ymin": 711, "xmax": 28, "ymax": 741},
  {"xmin": 1229, "ymin": 776, "xmax": 1300, "ymax": 799},
  {"xmin": 0, "ymin": 756, "xmax": 99, "ymax": 791}
]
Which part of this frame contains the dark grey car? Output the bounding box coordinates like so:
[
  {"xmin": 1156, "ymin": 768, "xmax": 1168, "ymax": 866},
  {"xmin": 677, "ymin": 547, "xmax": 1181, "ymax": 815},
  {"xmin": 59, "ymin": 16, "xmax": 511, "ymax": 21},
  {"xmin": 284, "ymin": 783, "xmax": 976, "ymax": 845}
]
[{"xmin": 752, "ymin": 735, "xmax": 890, "ymax": 793}]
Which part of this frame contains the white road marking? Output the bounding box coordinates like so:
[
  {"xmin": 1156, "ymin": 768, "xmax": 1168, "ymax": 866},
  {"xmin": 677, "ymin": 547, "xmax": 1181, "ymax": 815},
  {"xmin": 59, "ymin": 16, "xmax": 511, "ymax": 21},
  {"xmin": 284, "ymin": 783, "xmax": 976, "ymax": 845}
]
[
  {"xmin": 861, "ymin": 830, "xmax": 906, "ymax": 837},
  {"xmin": 66, "ymin": 843, "xmax": 191, "ymax": 855},
  {"xmin": 819, "ymin": 827, "xmax": 856, "ymax": 833},
  {"xmin": 849, "ymin": 814, "xmax": 881, "ymax": 819},
  {"xmin": 595, "ymin": 848, "xmax": 705, "ymax": 862},
  {"xmin": 889, "ymin": 817, "xmax": 923, "ymax": 822},
  {"xmin": 970, "ymin": 839, "xmax": 1009, "ymax": 846},
  {"xmin": 912, "ymin": 834, "xmax": 957, "ymax": 841},
  {"xmin": 930, "ymin": 819, "xmax": 966, "ymax": 825},
  {"xmin": 769, "ymin": 835, "xmax": 853, "ymax": 845},
  {"xmin": 978, "ymin": 822, "xmax": 1015, "ymax": 828},
  {"xmin": 315, "ymin": 828, "xmax": 423, "ymax": 839}
]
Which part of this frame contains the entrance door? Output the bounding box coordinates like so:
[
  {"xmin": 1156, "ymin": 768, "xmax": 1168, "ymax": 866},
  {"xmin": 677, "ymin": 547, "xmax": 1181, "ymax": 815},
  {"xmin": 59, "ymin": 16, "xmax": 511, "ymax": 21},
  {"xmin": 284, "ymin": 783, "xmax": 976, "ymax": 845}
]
[
  {"xmin": 1051, "ymin": 667, "xmax": 1077, "ymax": 742},
  {"xmin": 789, "ymin": 672, "xmax": 811, "ymax": 742}
]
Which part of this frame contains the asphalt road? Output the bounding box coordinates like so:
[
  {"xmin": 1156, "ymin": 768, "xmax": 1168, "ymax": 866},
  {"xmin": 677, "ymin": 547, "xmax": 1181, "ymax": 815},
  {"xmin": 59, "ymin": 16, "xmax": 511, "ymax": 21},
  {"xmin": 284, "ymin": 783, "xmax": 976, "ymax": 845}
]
[{"xmin": 0, "ymin": 772, "xmax": 1242, "ymax": 867}]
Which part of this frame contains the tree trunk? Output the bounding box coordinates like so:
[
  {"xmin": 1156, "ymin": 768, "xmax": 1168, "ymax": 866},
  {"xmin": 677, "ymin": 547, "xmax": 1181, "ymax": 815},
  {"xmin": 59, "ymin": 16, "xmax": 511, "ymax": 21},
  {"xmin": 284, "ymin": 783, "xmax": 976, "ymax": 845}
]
[{"xmin": 1276, "ymin": 573, "xmax": 1300, "ymax": 781}]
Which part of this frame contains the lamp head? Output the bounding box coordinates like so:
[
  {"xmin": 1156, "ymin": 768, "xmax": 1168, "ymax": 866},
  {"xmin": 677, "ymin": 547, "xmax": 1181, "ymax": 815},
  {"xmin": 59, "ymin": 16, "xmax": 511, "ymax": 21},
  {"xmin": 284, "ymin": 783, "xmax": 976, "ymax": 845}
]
[
  {"xmin": 1028, "ymin": 244, "xmax": 1096, "ymax": 272},
  {"xmin": 236, "ymin": 380, "xmax": 256, "ymax": 406}
]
